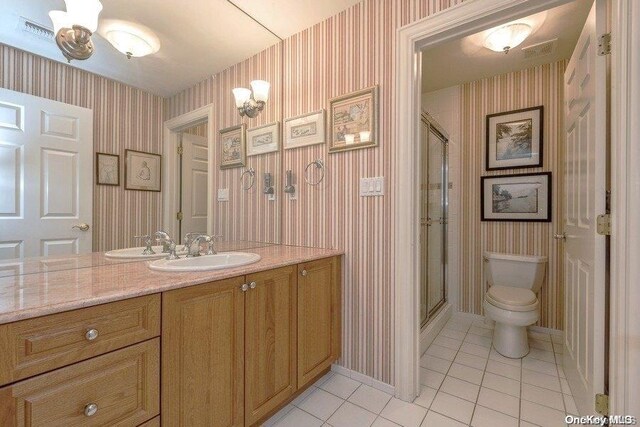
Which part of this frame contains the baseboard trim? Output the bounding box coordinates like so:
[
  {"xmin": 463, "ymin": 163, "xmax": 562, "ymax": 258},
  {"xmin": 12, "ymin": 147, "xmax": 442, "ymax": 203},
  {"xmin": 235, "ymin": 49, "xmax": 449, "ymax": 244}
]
[
  {"xmin": 420, "ymin": 303, "xmax": 453, "ymax": 355},
  {"xmin": 331, "ymin": 364, "xmax": 395, "ymax": 395},
  {"xmin": 453, "ymin": 310, "xmax": 563, "ymax": 336}
]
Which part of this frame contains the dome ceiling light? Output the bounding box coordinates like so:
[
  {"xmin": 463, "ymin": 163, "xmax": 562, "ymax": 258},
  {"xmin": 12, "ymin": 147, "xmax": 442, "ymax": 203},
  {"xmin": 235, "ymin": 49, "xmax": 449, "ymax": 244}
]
[
  {"xmin": 49, "ymin": 0, "xmax": 103, "ymax": 62},
  {"xmin": 101, "ymin": 20, "xmax": 161, "ymax": 59},
  {"xmin": 484, "ymin": 23, "xmax": 532, "ymax": 54}
]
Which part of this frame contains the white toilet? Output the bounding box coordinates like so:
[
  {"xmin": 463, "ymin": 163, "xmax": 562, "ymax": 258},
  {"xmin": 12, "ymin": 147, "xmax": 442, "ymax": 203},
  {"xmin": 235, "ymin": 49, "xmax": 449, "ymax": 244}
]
[{"xmin": 483, "ymin": 251, "xmax": 547, "ymax": 358}]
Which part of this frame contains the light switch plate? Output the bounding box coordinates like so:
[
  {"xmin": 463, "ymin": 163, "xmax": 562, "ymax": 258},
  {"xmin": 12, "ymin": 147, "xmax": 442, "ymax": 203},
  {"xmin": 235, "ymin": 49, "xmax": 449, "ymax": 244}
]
[
  {"xmin": 217, "ymin": 188, "xmax": 229, "ymax": 201},
  {"xmin": 360, "ymin": 177, "xmax": 384, "ymax": 197}
]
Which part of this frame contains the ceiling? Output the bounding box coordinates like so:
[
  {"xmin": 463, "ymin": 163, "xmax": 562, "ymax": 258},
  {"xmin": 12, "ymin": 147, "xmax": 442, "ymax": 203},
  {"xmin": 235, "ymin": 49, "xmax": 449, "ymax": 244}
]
[
  {"xmin": 0, "ymin": 0, "xmax": 362, "ymax": 97},
  {"xmin": 421, "ymin": 0, "xmax": 592, "ymax": 93}
]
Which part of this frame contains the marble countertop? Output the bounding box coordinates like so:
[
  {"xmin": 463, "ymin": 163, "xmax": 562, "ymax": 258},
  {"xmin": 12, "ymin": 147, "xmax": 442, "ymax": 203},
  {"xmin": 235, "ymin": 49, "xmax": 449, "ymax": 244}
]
[{"xmin": 0, "ymin": 245, "xmax": 343, "ymax": 325}]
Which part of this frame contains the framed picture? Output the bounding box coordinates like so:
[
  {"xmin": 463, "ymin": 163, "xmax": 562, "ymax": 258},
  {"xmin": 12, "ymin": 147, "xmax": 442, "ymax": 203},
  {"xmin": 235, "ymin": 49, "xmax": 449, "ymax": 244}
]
[
  {"xmin": 486, "ymin": 106, "xmax": 543, "ymax": 170},
  {"xmin": 96, "ymin": 152, "xmax": 119, "ymax": 186},
  {"xmin": 481, "ymin": 172, "xmax": 552, "ymax": 222},
  {"xmin": 284, "ymin": 110, "xmax": 325, "ymax": 149},
  {"xmin": 219, "ymin": 124, "xmax": 246, "ymax": 169},
  {"xmin": 246, "ymin": 122, "xmax": 279, "ymax": 156},
  {"xmin": 125, "ymin": 149, "xmax": 161, "ymax": 191},
  {"xmin": 329, "ymin": 85, "xmax": 378, "ymax": 153}
]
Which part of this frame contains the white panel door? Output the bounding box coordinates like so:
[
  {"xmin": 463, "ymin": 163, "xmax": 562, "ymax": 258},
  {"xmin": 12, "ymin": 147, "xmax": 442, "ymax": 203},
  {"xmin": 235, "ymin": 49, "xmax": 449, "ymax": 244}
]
[
  {"xmin": 180, "ymin": 133, "xmax": 208, "ymax": 237},
  {"xmin": 563, "ymin": 0, "xmax": 607, "ymax": 416},
  {"xmin": 0, "ymin": 88, "xmax": 93, "ymax": 259}
]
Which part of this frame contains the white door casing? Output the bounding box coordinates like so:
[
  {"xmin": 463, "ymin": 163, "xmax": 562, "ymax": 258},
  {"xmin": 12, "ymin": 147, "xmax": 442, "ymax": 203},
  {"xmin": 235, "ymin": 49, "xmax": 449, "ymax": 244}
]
[
  {"xmin": 562, "ymin": 0, "xmax": 607, "ymax": 416},
  {"xmin": 0, "ymin": 88, "xmax": 93, "ymax": 259},
  {"xmin": 180, "ymin": 133, "xmax": 209, "ymax": 237}
]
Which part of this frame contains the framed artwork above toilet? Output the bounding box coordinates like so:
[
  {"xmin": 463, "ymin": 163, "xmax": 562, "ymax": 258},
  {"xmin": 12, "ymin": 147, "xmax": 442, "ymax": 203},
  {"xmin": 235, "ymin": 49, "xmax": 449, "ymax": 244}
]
[
  {"xmin": 485, "ymin": 106, "xmax": 543, "ymax": 170},
  {"xmin": 481, "ymin": 172, "xmax": 552, "ymax": 222}
]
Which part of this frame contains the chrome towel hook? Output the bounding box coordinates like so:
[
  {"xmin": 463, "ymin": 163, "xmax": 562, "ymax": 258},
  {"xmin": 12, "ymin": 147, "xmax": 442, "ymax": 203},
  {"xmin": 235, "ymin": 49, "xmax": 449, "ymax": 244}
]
[
  {"xmin": 304, "ymin": 159, "xmax": 325, "ymax": 186},
  {"xmin": 240, "ymin": 167, "xmax": 256, "ymax": 190}
]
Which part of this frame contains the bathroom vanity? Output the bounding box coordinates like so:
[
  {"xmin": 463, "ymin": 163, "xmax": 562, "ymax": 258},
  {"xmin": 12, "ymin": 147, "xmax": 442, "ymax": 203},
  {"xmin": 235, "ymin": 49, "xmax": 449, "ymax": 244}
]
[{"xmin": 0, "ymin": 246, "xmax": 342, "ymax": 427}]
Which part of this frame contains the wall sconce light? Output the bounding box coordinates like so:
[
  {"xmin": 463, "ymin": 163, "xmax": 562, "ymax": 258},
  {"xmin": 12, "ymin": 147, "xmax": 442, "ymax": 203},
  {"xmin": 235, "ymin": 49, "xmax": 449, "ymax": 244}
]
[
  {"xmin": 232, "ymin": 80, "xmax": 270, "ymax": 118},
  {"xmin": 49, "ymin": 0, "xmax": 103, "ymax": 62}
]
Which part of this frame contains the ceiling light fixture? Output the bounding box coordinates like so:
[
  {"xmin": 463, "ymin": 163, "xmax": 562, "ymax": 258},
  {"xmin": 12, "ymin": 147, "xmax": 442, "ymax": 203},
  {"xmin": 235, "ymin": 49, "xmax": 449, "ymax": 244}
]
[
  {"xmin": 100, "ymin": 20, "xmax": 161, "ymax": 59},
  {"xmin": 49, "ymin": 0, "xmax": 103, "ymax": 62},
  {"xmin": 232, "ymin": 80, "xmax": 270, "ymax": 118},
  {"xmin": 484, "ymin": 23, "xmax": 532, "ymax": 54}
]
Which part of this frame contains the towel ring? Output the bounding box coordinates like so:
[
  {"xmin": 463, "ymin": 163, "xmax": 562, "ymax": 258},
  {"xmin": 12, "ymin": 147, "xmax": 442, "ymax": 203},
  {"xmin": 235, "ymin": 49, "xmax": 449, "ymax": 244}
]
[
  {"xmin": 240, "ymin": 167, "xmax": 256, "ymax": 190},
  {"xmin": 304, "ymin": 159, "xmax": 325, "ymax": 186}
]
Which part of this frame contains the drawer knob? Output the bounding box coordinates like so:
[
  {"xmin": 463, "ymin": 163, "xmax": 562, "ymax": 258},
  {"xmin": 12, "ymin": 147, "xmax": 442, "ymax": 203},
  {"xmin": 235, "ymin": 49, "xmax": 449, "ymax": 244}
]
[
  {"xmin": 240, "ymin": 283, "xmax": 249, "ymax": 292},
  {"xmin": 84, "ymin": 403, "xmax": 98, "ymax": 417},
  {"xmin": 301, "ymin": 269, "xmax": 307, "ymax": 276},
  {"xmin": 85, "ymin": 329, "xmax": 99, "ymax": 341},
  {"xmin": 249, "ymin": 281, "xmax": 257, "ymax": 289}
]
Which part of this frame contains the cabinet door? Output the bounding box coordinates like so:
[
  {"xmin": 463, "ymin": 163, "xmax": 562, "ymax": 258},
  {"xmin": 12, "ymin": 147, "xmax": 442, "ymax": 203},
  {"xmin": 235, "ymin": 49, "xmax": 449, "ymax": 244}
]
[
  {"xmin": 245, "ymin": 266, "xmax": 297, "ymax": 426},
  {"xmin": 297, "ymin": 257, "xmax": 341, "ymax": 387},
  {"xmin": 162, "ymin": 277, "xmax": 245, "ymax": 427}
]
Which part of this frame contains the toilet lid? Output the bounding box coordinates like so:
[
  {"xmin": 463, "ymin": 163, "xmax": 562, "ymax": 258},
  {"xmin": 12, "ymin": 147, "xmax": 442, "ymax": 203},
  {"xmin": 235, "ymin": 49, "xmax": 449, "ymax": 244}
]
[{"xmin": 487, "ymin": 286, "xmax": 537, "ymax": 307}]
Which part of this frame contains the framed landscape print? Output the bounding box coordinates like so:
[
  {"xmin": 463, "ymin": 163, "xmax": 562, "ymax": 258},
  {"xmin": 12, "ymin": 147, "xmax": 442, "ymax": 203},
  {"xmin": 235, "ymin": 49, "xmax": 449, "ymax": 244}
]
[
  {"xmin": 219, "ymin": 124, "xmax": 246, "ymax": 169},
  {"xmin": 486, "ymin": 106, "xmax": 543, "ymax": 170},
  {"xmin": 481, "ymin": 172, "xmax": 552, "ymax": 222},
  {"xmin": 329, "ymin": 85, "xmax": 378, "ymax": 153},
  {"xmin": 125, "ymin": 149, "xmax": 161, "ymax": 192},
  {"xmin": 96, "ymin": 152, "xmax": 119, "ymax": 186},
  {"xmin": 246, "ymin": 122, "xmax": 279, "ymax": 156},
  {"xmin": 284, "ymin": 110, "xmax": 325, "ymax": 149}
]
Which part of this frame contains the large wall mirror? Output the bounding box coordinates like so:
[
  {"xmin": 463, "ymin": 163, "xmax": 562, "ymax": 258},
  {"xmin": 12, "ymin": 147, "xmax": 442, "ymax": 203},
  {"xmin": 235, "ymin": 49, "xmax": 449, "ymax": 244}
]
[{"xmin": 0, "ymin": 1, "xmax": 283, "ymax": 276}]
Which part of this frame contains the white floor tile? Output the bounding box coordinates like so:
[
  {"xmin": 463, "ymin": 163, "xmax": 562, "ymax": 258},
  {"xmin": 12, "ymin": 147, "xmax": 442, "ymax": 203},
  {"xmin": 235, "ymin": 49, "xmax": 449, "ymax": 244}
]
[
  {"xmin": 553, "ymin": 341, "xmax": 564, "ymax": 354},
  {"xmin": 528, "ymin": 331, "xmax": 552, "ymax": 342},
  {"xmin": 440, "ymin": 376, "xmax": 480, "ymax": 402},
  {"xmin": 420, "ymin": 368, "xmax": 445, "ymax": 389},
  {"xmin": 529, "ymin": 338, "xmax": 554, "ymax": 352},
  {"xmin": 421, "ymin": 411, "xmax": 467, "ymax": 426},
  {"xmin": 263, "ymin": 404, "xmax": 294, "ymax": 427},
  {"xmin": 320, "ymin": 373, "xmax": 361, "ymax": 399},
  {"xmin": 420, "ymin": 354, "xmax": 452, "ymax": 374},
  {"xmin": 485, "ymin": 359, "xmax": 520, "ymax": 381},
  {"xmin": 468, "ymin": 325, "xmax": 493, "ymax": 338},
  {"xmin": 557, "ymin": 366, "xmax": 566, "ymax": 379},
  {"xmin": 327, "ymin": 402, "xmax": 377, "ymax": 427},
  {"xmin": 476, "ymin": 387, "xmax": 520, "ymax": 418},
  {"xmin": 348, "ymin": 384, "xmax": 393, "ymax": 414},
  {"xmin": 426, "ymin": 344, "xmax": 457, "ymax": 361},
  {"xmin": 520, "ymin": 400, "xmax": 567, "ymax": 427},
  {"xmin": 471, "ymin": 405, "xmax": 518, "ymax": 427},
  {"xmin": 522, "ymin": 358, "xmax": 558, "ymax": 376},
  {"xmin": 454, "ymin": 352, "xmax": 487, "ymax": 370},
  {"xmin": 434, "ymin": 335, "xmax": 463, "ymax": 350},
  {"xmin": 489, "ymin": 349, "xmax": 521, "ymax": 367},
  {"xmin": 482, "ymin": 372, "xmax": 520, "ymax": 397},
  {"xmin": 447, "ymin": 363, "xmax": 484, "ymax": 385},
  {"xmin": 521, "ymin": 383, "xmax": 565, "ymax": 411},
  {"xmin": 439, "ymin": 328, "xmax": 467, "ymax": 341},
  {"xmin": 293, "ymin": 386, "xmax": 318, "ymax": 406},
  {"xmin": 372, "ymin": 416, "xmax": 401, "ymax": 427},
  {"xmin": 522, "ymin": 369, "xmax": 561, "ymax": 392},
  {"xmin": 413, "ymin": 386, "xmax": 437, "ymax": 409},
  {"xmin": 297, "ymin": 388, "xmax": 344, "ymax": 420},
  {"xmin": 519, "ymin": 422, "xmax": 539, "ymax": 427},
  {"xmin": 430, "ymin": 391, "xmax": 475, "ymax": 424},
  {"xmin": 459, "ymin": 342, "xmax": 490, "ymax": 358},
  {"xmin": 526, "ymin": 347, "xmax": 557, "ymax": 363},
  {"xmin": 564, "ymin": 394, "xmax": 579, "ymax": 415},
  {"xmin": 559, "ymin": 377, "xmax": 572, "ymax": 395},
  {"xmin": 274, "ymin": 407, "xmax": 323, "ymax": 427},
  {"xmin": 551, "ymin": 334, "xmax": 563, "ymax": 344},
  {"xmin": 464, "ymin": 334, "xmax": 492, "ymax": 348},
  {"xmin": 380, "ymin": 398, "xmax": 428, "ymax": 427},
  {"xmin": 444, "ymin": 322, "xmax": 471, "ymax": 333}
]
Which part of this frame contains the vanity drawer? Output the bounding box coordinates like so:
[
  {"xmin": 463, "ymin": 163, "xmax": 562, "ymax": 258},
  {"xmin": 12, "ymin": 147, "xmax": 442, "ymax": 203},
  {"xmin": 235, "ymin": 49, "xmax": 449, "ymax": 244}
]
[
  {"xmin": 0, "ymin": 338, "xmax": 160, "ymax": 427},
  {"xmin": 0, "ymin": 294, "xmax": 160, "ymax": 385}
]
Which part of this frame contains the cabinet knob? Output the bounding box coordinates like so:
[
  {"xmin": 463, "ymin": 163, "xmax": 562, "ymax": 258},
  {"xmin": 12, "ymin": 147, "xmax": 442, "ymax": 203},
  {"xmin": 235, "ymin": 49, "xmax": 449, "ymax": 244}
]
[
  {"xmin": 85, "ymin": 329, "xmax": 99, "ymax": 341},
  {"xmin": 249, "ymin": 281, "xmax": 257, "ymax": 289},
  {"xmin": 84, "ymin": 403, "xmax": 98, "ymax": 417},
  {"xmin": 301, "ymin": 269, "xmax": 307, "ymax": 276},
  {"xmin": 241, "ymin": 283, "xmax": 249, "ymax": 292}
]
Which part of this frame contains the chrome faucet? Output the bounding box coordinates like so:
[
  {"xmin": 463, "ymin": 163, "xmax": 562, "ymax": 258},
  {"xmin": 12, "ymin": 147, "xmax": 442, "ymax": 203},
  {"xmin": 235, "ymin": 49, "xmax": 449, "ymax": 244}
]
[
  {"xmin": 183, "ymin": 232, "xmax": 205, "ymax": 252},
  {"xmin": 154, "ymin": 230, "xmax": 172, "ymax": 253},
  {"xmin": 186, "ymin": 235, "xmax": 211, "ymax": 257},
  {"xmin": 134, "ymin": 235, "xmax": 155, "ymax": 255}
]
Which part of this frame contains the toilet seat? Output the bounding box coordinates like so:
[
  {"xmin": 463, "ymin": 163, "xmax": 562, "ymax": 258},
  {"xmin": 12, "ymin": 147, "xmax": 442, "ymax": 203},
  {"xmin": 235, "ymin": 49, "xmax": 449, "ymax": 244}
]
[{"xmin": 485, "ymin": 286, "xmax": 538, "ymax": 312}]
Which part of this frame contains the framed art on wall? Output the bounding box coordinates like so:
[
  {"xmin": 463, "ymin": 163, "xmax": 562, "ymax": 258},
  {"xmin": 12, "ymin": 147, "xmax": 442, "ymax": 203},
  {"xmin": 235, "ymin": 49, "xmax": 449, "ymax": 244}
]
[
  {"xmin": 219, "ymin": 124, "xmax": 246, "ymax": 169},
  {"xmin": 246, "ymin": 122, "xmax": 279, "ymax": 156},
  {"xmin": 284, "ymin": 110, "xmax": 325, "ymax": 149},
  {"xmin": 96, "ymin": 152, "xmax": 119, "ymax": 186},
  {"xmin": 329, "ymin": 85, "xmax": 378, "ymax": 153},
  {"xmin": 485, "ymin": 106, "xmax": 543, "ymax": 170},
  {"xmin": 481, "ymin": 172, "xmax": 552, "ymax": 222},
  {"xmin": 125, "ymin": 149, "xmax": 161, "ymax": 192}
]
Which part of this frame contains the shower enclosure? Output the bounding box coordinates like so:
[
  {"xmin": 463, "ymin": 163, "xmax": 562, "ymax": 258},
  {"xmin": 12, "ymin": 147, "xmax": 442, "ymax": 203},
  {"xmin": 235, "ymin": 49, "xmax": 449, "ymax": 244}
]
[{"xmin": 420, "ymin": 112, "xmax": 449, "ymax": 328}]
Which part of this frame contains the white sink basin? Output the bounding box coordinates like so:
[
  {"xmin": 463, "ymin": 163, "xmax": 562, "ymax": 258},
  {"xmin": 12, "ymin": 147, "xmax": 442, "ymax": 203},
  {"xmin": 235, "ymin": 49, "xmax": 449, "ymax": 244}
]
[
  {"xmin": 105, "ymin": 246, "xmax": 187, "ymax": 259},
  {"xmin": 148, "ymin": 252, "xmax": 261, "ymax": 272}
]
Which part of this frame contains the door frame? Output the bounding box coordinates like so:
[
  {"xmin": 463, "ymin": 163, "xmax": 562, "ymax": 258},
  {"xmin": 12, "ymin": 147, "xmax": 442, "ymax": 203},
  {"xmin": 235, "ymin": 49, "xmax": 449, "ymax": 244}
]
[
  {"xmin": 162, "ymin": 104, "xmax": 214, "ymax": 239},
  {"xmin": 393, "ymin": 0, "xmax": 637, "ymax": 405}
]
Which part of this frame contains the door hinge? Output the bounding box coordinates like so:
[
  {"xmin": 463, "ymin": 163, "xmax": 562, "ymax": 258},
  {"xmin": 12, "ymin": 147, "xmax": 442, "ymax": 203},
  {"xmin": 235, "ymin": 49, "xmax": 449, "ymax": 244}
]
[
  {"xmin": 176, "ymin": 211, "xmax": 183, "ymax": 221},
  {"xmin": 598, "ymin": 33, "xmax": 611, "ymax": 56},
  {"xmin": 595, "ymin": 393, "xmax": 609, "ymax": 416},
  {"xmin": 177, "ymin": 143, "xmax": 184, "ymax": 155},
  {"xmin": 597, "ymin": 214, "xmax": 611, "ymax": 236}
]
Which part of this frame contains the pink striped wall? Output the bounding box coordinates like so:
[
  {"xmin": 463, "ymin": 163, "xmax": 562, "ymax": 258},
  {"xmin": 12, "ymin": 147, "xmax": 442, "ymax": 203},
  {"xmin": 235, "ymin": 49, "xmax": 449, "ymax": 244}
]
[{"xmin": 0, "ymin": 44, "xmax": 164, "ymax": 252}]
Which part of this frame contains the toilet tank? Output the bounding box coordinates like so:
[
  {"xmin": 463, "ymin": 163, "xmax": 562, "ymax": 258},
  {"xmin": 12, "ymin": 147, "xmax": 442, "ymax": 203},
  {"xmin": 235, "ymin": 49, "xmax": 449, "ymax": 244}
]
[{"xmin": 484, "ymin": 252, "xmax": 547, "ymax": 293}]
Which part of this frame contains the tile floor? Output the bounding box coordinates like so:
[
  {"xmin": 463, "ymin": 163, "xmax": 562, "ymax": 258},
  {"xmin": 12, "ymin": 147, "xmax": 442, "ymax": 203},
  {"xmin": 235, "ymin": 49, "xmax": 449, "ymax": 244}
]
[{"xmin": 263, "ymin": 315, "xmax": 576, "ymax": 427}]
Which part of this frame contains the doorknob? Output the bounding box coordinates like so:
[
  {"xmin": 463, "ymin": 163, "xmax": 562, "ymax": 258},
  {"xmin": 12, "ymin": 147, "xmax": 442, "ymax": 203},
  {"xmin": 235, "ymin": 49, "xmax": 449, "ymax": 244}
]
[
  {"xmin": 72, "ymin": 223, "xmax": 90, "ymax": 232},
  {"xmin": 554, "ymin": 232, "xmax": 566, "ymax": 241}
]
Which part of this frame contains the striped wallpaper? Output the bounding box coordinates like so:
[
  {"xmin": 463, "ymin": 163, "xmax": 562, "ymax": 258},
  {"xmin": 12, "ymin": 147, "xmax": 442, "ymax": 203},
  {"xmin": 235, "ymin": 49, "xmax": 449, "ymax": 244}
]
[
  {"xmin": 460, "ymin": 60, "xmax": 567, "ymax": 330},
  {"xmin": 0, "ymin": 44, "xmax": 164, "ymax": 252}
]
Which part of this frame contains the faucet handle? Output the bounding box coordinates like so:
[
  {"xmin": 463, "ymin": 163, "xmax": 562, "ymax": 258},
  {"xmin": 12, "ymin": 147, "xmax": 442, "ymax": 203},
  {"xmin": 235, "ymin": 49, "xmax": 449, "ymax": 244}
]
[
  {"xmin": 165, "ymin": 239, "xmax": 180, "ymax": 260},
  {"xmin": 134, "ymin": 235, "xmax": 155, "ymax": 255}
]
